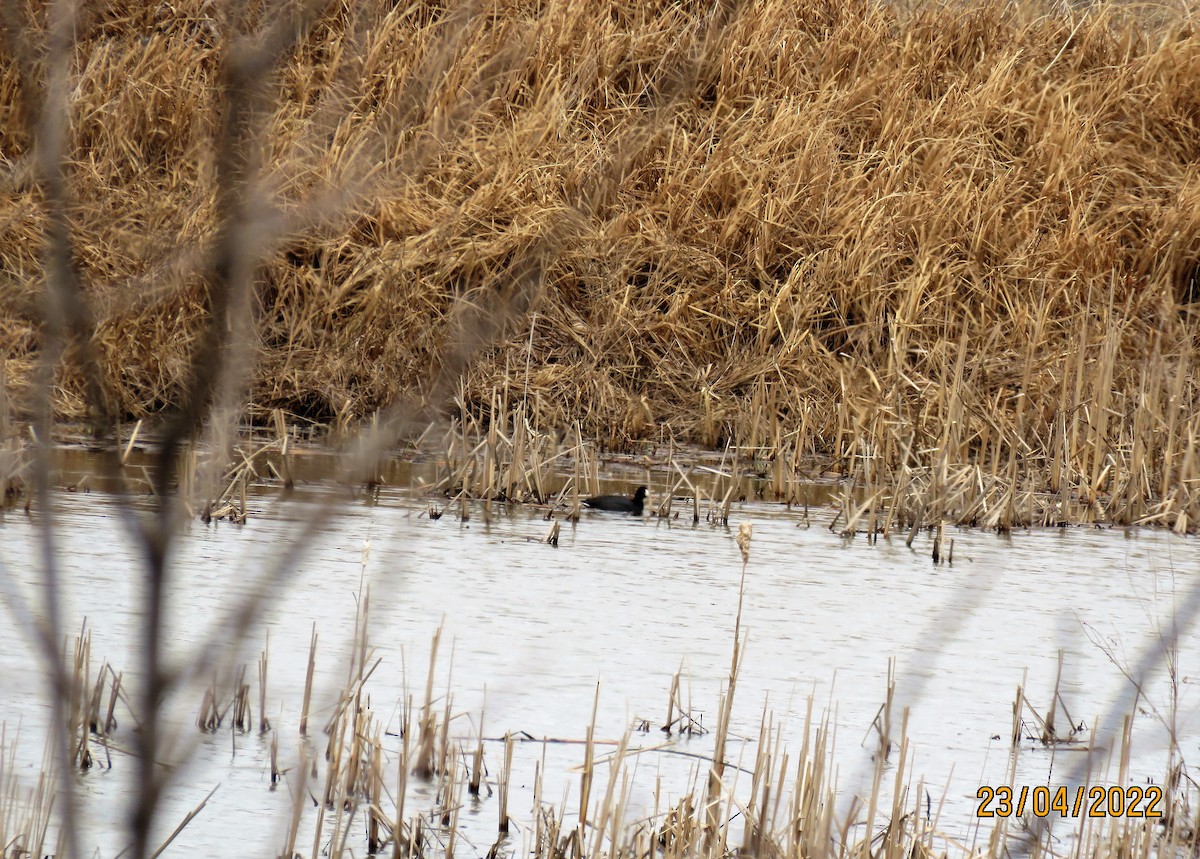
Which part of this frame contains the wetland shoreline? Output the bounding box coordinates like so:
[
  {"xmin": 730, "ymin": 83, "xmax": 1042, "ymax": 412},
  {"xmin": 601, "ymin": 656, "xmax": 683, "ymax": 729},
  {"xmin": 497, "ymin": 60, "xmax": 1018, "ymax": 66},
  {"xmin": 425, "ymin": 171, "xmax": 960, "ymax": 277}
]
[{"xmin": 4, "ymin": 2, "xmax": 1200, "ymax": 856}]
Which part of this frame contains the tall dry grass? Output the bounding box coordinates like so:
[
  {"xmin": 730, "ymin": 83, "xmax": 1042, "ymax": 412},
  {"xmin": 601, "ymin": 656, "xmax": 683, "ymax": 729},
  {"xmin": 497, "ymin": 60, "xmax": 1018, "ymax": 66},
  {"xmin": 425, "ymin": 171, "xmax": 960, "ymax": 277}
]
[
  {"xmin": 4, "ymin": 0, "xmax": 1200, "ymax": 526},
  {"xmin": 7, "ymin": 3, "xmax": 1200, "ymax": 859}
]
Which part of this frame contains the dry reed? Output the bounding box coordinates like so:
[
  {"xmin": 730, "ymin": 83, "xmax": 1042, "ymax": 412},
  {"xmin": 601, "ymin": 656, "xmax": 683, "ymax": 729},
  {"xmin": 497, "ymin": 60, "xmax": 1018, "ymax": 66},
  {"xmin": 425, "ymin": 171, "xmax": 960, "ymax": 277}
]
[
  {"xmin": 7, "ymin": 1, "xmax": 1200, "ymax": 857},
  {"xmin": 4, "ymin": 0, "xmax": 1200, "ymax": 531}
]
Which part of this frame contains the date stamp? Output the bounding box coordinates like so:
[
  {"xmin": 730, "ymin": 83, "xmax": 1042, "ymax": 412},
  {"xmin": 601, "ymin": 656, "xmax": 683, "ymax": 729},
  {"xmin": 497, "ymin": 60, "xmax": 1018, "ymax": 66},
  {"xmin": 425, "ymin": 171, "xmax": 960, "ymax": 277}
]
[{"xmin": 976, "ymin": 785, "xmax": 1163, "ymax": 818}]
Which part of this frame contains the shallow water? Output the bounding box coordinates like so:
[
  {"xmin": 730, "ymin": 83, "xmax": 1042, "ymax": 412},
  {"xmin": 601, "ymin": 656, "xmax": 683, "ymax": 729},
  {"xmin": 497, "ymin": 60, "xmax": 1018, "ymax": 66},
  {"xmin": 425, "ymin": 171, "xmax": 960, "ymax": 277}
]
[{"xmin": 1, "ymin": 456, "xmax": 1197, "ymax": 858}]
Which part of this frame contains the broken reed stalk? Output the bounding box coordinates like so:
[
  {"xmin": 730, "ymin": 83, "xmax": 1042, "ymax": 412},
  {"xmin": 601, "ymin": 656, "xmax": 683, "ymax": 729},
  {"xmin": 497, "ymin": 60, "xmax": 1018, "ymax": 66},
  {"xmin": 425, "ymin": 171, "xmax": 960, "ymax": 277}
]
[
  {"xmin": 300, "ymin": 623, "xmax": 317, "ymax": 737},
  {"xmin": 662, "ymin": 671, "xmax": 679, "ymax": 735},
  {"xmin": 413, "ymin": 625, "xmax": 442, "ymax": 779},
  {"xmin": 444, "ymin": 777, "xmax": 459, "ymax": 859},
  {"xmin": 280, "ymin": 745, "xmax": 307, "ymax": 859},
  {"xmin": 104, "ymin": 669, "xmax": 122, "ymax": 736},
  {"xmin": 1045, "ymin": 649, "xmax": 1065, "ymax": 744},
  {"xmin": 587, "ymin": 727, "xmax": 634, "ymax": 859},
  {"xmin": 498, "ymin": 731, "xmax": 514, "ymax": 835},
  {"xmin": 273, "ymin": 409, "xmax": 294, "ymax": 492},
  {"xmin": 579, "ymin": 683, "xmax": 601, "ymax": 832},
  {"xmin": 393, "ymin": 709, "xmax": 411, "ymax": 859},
  {"xmin": 569, "ymin": 427, "xmax": 583, "ymax": 522},
  {"xmin": 368, "ymin": 725, "xmax": 386, "ymax": 854},
  {"xmin": 469, "ymin": 707, "xmax": 485, "ymax": 796},
  {"xmin": 232, "ymin": 665, "xmax": 251, "ymax": 733},
  {"xmin": 862, "ymin": 663, "xmax": 898, "ymax": 845},
  {"xmin": 87, "ymin": 661, "xmax": 106, "ymax": 736},
  {"xmin": 315, "ymin": 696, "xmax": 344, "ymax": 851},
  {"xmin": 438, "ymin": 692, "xmax": 454, "ymax": 779},
  {"xmin": 148, "ymin": 784, "xmax": 220, "ymax": 859},
  {"xmin": 352, "ymin": 550, "xmax": 372, "ymax": 687},
  {"xmin": 197, "ymin": 675, "xmax": 218, "ymax": 732},
  {"xmin": 343, "ymin": 699, "xmax": 365, "ymax": 800},
  {"xmin": 69, "ymin": 626, "xmax": 92, "ymax": 770},
  {"xmin": 706, "ymin": 524, "xmax": 753, "ymax": 845},
  {"xmin": 259, "ymin": 635, "xmax": 271, "ymax": 734}
]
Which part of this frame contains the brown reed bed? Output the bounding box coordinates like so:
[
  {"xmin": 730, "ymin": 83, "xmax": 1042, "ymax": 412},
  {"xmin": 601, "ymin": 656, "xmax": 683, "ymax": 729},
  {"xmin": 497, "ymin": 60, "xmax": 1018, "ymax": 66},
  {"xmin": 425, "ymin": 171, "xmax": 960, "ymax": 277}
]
[
  {"xmin": 3, "ymin": 0, "xmax": 1200, "ymax": 532},
  {"xmin": 5, "ymin": 1, "xmax": 1200, "ymax": 849}
]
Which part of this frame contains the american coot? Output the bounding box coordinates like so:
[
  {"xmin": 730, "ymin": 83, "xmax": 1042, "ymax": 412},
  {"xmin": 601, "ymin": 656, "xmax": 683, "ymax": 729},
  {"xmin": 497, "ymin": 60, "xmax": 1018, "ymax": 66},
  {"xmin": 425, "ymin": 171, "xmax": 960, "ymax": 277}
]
[{"xmin": 582, "ymin": 485, "xmax": 648, "ymax": 515}]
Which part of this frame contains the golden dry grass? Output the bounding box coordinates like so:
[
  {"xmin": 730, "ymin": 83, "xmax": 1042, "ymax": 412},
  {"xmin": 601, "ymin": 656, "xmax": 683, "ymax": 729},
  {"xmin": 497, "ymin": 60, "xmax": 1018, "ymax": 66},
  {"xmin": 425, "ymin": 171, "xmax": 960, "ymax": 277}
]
[{"xmin": 3, "ymin": 0, "xmax": 1200, "ymax": 526}]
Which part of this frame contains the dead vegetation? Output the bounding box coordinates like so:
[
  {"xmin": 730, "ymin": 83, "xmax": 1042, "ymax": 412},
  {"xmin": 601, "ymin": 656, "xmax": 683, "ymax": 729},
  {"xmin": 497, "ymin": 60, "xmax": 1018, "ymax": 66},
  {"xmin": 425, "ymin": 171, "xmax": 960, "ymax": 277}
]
[
  {"xmin": 2, "ymin": 0, "xmax": 1199, "ymax": 529},
  {"xmin": 4, "ymin": 0, "xmax": 1200, "ymax": 856}
]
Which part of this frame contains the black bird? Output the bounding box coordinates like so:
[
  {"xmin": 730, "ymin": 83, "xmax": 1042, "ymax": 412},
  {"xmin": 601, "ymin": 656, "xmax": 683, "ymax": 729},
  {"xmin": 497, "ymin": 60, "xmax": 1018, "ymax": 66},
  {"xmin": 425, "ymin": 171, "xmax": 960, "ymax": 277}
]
[{"xmin": 582, "ymin": 485, "xmax": 648, "ymax": 515}]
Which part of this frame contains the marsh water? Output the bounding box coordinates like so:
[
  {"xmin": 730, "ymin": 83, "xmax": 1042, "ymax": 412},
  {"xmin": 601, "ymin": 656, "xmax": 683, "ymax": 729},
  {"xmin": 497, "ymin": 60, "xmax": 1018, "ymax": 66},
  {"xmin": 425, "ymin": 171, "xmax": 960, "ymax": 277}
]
[{"xmin": 1, "ymin": 449, "xmax": 1198, "ymax": 858}]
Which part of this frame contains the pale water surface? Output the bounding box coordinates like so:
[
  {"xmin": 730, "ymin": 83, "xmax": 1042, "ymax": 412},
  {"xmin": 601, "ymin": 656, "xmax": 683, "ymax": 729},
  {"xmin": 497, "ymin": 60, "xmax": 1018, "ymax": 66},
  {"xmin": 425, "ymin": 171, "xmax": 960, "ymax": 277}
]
[{"xmin": 0, "ymin": 466, "xmax": 1197, "ymax": 858}]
